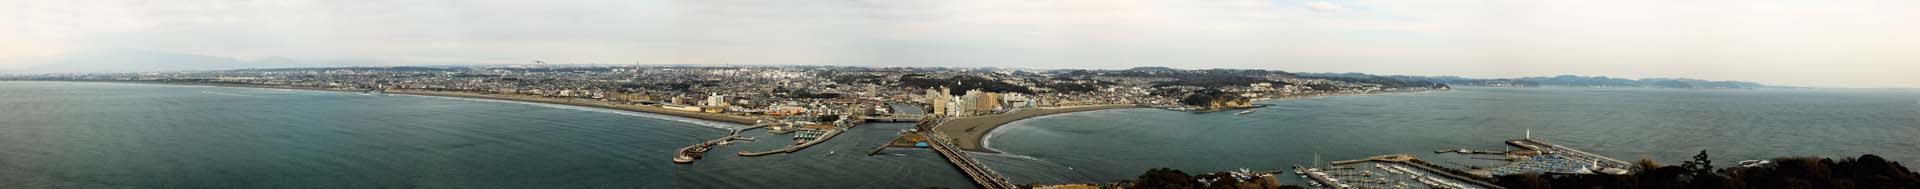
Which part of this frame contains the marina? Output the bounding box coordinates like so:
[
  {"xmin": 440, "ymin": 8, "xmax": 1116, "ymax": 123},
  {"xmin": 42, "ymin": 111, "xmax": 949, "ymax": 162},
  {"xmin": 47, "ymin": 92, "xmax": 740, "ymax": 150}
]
[
  {"xmin": 1294, "ymin": 135, "xmax": 1637, "ymax": 189},
  {"xmin": 1295, "ymin": 154, "xmax": 1502, "ymax": 189}
]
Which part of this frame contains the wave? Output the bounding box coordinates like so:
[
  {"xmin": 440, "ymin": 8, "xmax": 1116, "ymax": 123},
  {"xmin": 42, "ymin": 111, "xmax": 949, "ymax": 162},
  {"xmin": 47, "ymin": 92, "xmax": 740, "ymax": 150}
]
[
  {"xmin": 389, "ymin": 94, "xmax": 742, "ymax": 130},
  {"xmin": 980, "ymin": 112, "xmax": 1086, "ymax": 161},
  {"xmin": 199, "ymin": 91, "xmax": 257, "ymax": 97}
]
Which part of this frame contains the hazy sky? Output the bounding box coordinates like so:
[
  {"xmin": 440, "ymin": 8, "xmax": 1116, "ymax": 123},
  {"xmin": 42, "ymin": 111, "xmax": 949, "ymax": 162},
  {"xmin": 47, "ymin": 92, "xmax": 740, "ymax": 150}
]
[{"xmin": 2, "ymin": 0, "xmax": 1916, "ymax": 88}]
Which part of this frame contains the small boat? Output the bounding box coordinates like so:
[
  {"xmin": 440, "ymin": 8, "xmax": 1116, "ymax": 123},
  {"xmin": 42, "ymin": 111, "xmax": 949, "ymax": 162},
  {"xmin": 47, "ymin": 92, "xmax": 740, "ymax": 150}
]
[
  {"xmin": 1235, "ymin": 110, "xmax": 1254, "ymax": 115},
  {"xmin": 828, "ymin": 150, "xmax": 836, "ymax": 155}
]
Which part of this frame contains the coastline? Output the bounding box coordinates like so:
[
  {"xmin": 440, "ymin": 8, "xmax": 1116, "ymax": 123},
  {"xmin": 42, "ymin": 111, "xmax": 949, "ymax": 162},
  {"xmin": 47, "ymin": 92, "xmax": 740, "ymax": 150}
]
[
  {"xmin": 935, "ymin": 104, "xmax": 1144, "ymax": 153},
  {"xmin": 955, "ymin": 89, "xmax": 1450, "ymax": 154},
  {"xmin": 19, "ymin": 80, "xmax": 763, "ymax": 126},
  {"xmin": 382, "ymin": 89, "xmax": 762, "ymax": 125}
]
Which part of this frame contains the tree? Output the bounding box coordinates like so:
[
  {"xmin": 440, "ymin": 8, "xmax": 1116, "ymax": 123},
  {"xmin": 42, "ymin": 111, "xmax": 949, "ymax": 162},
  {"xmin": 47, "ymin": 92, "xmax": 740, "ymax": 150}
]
[
  {"xmin": 1132, "ymin": 168, "xmax": 1199, "ymax": 189},
  {"xmin": 1684, "ymin": 150, "xmax": 1715, "ymax": 178}
]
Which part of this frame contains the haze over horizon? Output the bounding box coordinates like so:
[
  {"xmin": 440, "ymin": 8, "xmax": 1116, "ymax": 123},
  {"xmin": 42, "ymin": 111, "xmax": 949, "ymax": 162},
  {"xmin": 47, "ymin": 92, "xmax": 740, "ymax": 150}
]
[{"xmin": 3, "ymin": 0, "xmax": 1916, "ymax": 88}]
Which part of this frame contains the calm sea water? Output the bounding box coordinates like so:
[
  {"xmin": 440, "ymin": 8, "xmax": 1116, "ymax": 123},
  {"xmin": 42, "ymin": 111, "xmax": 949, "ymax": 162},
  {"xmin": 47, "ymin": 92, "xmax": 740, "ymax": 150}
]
[
  {"xmin": 981, "ymin": 87, "xmax": 1920, "ymax": 184},
  {"xmin": 0, "ymin": 81, "xmax": 972, "ymax": 188},
  {"xmin": 3, "ymin": 81, "xmax": 1916, "ymax": 188}
]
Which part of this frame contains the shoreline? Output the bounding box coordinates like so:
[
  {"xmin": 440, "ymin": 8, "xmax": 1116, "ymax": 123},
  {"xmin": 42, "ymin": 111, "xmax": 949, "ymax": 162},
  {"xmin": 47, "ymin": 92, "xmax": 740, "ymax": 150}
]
[
  {"xmin": 382, "ymin": 89, "xmax": 762, "ymax": 125},
  {"xmin": 18, "ymin": 80, "xmax": 764, "ymax": 126},
  {"xmin": 934, "ymin": 104, "xmax": 1144, "ymax": 153},
  {"xmin": 955, "ymin": 89, "xmax": 1450, "ymax": 154}
]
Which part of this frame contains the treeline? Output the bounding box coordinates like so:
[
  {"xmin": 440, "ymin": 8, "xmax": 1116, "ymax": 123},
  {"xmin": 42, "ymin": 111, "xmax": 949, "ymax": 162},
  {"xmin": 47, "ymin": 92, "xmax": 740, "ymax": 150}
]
[
  {"xmin": 1293, "ymin": 72, "xmax": 1448, "ymax": 88},
  {"xmin": 1179, "ymin": 89, "xmax": 1248, "ymax": 107},
  {"xmin": 1497, "ymin": 152, "xmax": 1920, "ymax": 189},
  {"xmin": 897, "ymin": 75, "xmax": 1034, "ymax": 95},
  {"xmin": 1098, "ymin": 68, "xmax": 1289, "ymax": 88}
]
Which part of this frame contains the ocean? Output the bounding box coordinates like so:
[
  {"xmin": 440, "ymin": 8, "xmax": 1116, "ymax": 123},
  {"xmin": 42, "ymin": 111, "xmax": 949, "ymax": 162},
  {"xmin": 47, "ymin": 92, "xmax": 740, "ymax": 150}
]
[
  {"xmin": 2, "ymin": 81, "xmax": 1916, "ymax": 187},
  {"xmin": 0, "ymin": 81, "xmax": 970, "ymax": 188},
  {"xmin": 979, "ymin": 86, "xmax": 1920, "ymax": 184}
]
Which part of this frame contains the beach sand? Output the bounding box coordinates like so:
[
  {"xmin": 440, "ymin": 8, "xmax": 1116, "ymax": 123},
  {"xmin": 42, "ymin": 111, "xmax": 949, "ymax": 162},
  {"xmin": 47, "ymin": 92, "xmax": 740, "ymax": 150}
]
[
  {"xmin": 384, "ymin": 89, "xmax": 763, "ymax": 125},
  {"xmin": 51, "ymin": 81, "xmax": 767, "ymax": 126},
  {"xmin": 934, "ymin": 104, "xmax": 1143, "ymax": 153}
]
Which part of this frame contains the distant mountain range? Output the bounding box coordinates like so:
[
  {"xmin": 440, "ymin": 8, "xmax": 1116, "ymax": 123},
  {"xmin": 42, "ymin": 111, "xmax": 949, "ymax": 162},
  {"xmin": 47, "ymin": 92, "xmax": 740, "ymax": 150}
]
[{"xmin": 1299, "ymin": 73, "xmax": 1769, "ymax": 89}]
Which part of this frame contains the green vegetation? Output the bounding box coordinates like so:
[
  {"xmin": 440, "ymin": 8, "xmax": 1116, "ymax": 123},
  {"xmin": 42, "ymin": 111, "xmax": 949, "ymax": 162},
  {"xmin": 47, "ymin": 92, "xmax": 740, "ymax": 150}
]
[
  {"xmin": 1124, "ymin": 168, "xmax": 1304, "ymax": 189},
  {"xmin": 897, "ymin": 75, "xmax": 1034, "ymax": 95},
  {"xmin": 1179, "ymin": 89, "xmax": 1250, "ymax": 108}
]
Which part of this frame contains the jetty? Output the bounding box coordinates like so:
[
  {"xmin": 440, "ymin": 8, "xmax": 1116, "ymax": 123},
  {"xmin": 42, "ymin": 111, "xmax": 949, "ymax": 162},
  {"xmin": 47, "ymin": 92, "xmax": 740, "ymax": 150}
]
[
  {"xmin": 672, "ymin": 122, "xmax": 771, "ymax": 164},
  {"xmin": 738, "ymin": 129, "xmax": 843, "ymax": 156},
  {"xmin": 737, "ymin": 119, "xmax": 861, "ymax": 157}
]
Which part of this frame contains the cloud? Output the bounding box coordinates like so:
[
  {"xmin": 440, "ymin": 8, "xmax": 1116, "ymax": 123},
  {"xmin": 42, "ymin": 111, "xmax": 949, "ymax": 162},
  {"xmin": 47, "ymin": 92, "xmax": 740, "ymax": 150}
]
[
  {"xmin": 1306, "ymin": 1, "xmax": 1344, "ymax": 12},
  {"xmin": 0, "ymin": 0, "xmax": 1917, "ymax": 87},
  {"xmin": 8, "ymin": 49, "xmax": 325, "ymax": 73}
]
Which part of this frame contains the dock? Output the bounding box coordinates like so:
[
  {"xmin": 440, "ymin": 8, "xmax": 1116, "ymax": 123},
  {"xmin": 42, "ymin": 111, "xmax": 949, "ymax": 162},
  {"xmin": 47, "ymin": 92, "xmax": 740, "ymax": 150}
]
[{"xmin": 1297, "ymin": 154, "xmax": 1505, "ymax": 189}]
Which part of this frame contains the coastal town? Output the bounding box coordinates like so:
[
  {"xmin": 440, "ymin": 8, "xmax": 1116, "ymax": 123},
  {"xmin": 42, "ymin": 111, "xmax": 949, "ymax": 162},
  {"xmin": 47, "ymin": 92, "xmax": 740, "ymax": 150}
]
[
  {"xmin": 2, "ymin": 65, "xmax": 1448, "ymax": 122},
  {"xmin": 5, "ymin": 65, "xmax": 1459, "ymax": 188},
  {"xmin": 4, "ymin": 66, "xmax": 1912, "ymax": 189}
]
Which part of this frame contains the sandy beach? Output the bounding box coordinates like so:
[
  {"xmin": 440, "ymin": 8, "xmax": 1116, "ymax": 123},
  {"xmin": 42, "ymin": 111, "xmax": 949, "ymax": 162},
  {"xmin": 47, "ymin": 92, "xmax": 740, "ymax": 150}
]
[
  {"xmin": 934, "ymin": 104, "xmax": 1143, "ymax": 153},
  {"xmin": 40, "ymin": 80, "xmax": 766, "ymax": 126},
  {"xmin": 383, "ymin": 89, "xmax": 763, "ymax": 125}
]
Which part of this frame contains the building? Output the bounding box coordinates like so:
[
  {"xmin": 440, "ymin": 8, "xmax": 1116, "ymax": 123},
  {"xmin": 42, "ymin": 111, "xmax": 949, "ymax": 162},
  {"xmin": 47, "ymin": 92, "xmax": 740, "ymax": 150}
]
[
  {"xmin": 706, "ymin": 93, "xmax": 729, "ymax": 108},
  {"xmin": 929, "ymin": 87, "xmax": 950, "ymax": 117},
  {"xmin": 961, "ymin": 90, "xmax": 1002, "ymax": 116}
]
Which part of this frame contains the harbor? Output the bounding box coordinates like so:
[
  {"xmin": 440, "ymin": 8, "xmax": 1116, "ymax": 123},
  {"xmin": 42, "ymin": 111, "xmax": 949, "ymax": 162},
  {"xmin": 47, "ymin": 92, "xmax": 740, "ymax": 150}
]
[
  {"xmin": 1294, "ymin": 154, "xmax": 1503, "ymax": 189},
  {"xmin": 1293, "ymin": 134, "xmax": 1636, "ymax": 189},
  {"xmin": 672, "ymin": 121, "xmax": 772, "ymax": 164}
]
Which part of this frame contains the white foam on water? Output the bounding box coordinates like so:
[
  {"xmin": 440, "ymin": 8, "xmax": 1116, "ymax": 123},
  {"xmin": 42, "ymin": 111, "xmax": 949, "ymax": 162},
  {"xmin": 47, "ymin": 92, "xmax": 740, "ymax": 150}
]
[
  {"xmin": 980, "ymin": 113, "xmax": 1077, "ymax": 152},
  {"xmin": 199, "ymin": 91, "xmax": 257, "ymax": 97},
  {"xmin": 969, "ymin": 149, "xmax": 1042, "ymax": 161},
  {"xmin": 391, "ymin": 94, "xmax": 742, "ymax": 130},
  {"xmin": 979, "ymin": 113, "xmax": 1082, "ymax": 161}
]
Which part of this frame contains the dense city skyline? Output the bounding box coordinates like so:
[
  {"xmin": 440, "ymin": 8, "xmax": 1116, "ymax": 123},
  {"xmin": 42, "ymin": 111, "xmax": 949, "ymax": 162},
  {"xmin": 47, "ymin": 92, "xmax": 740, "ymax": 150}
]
[{"xmin": 3, "ymin": 0, "xmax": 1916, "ymax": 88}]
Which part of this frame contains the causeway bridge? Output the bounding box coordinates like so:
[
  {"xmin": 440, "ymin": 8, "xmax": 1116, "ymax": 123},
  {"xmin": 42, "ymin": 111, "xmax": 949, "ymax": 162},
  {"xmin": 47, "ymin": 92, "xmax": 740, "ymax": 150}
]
[{"xmin": 918, "ymin": 118, "xmax": 1019, "ymax": 189}]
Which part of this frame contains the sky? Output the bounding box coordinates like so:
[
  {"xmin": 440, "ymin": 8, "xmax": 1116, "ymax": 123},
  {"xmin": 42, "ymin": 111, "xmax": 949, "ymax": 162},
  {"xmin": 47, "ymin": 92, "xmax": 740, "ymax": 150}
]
[{"xmin": 1, "ymin": 0, "xmax": 1916, "ymax": 88}]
